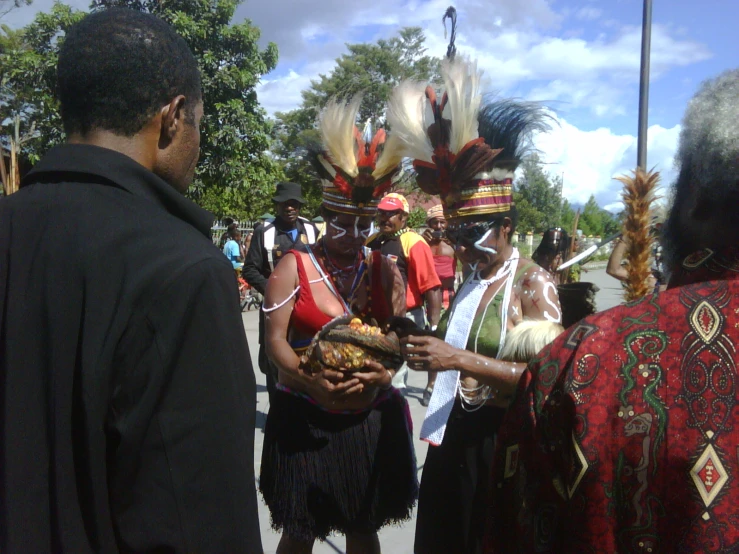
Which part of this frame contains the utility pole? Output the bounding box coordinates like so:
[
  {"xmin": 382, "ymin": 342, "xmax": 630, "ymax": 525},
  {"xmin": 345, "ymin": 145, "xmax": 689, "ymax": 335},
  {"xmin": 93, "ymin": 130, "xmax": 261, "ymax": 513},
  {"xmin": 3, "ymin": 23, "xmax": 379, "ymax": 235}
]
[{"xmin": 637, "ymin": 0, "xmax": 653, "ymax": 169}]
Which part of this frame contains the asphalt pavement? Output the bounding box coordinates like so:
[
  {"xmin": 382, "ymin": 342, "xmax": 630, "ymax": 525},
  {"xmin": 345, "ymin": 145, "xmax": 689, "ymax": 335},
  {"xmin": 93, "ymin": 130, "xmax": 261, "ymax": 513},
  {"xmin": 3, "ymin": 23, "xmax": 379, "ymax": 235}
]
[{"xmin": 244, "ymin": 268, "xmax": 624, "ymax": 553}]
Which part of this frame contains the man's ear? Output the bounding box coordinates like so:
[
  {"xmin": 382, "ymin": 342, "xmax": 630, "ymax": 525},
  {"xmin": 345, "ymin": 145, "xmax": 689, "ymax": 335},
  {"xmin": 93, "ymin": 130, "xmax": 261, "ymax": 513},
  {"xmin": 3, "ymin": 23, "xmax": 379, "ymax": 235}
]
[
  {"xmin": 159, "ymin": 95, "xmax": 186, "ymax": 147},
  {"xmin": 500, "ymin": 217, "xmax": 513, "ymax": 238}
]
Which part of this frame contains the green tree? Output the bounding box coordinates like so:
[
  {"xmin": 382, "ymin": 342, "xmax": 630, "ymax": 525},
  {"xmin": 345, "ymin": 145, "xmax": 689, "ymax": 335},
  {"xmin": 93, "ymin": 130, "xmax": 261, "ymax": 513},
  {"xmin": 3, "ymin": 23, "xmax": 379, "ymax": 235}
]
[
  {"xmin": 302, "ymin": 27, "xmax": 439, "ymax": 125},
  {"xmin": 2, "ymin": 0, "xmax": 281, "ymax": 219},
  {"xmin": 272, "ymin": 27, "xmax": 441, "ymax": 218},
  {"xmin": 560, "ymin": 198, "xmax": 577, "ymax": 233},
  {"xmin": 513, "ymin": 154, "xmax": 563, "ymax": 233},
  {"xmin": 578, "ymin": 194, "xmax": 620, "ymax": 237}
]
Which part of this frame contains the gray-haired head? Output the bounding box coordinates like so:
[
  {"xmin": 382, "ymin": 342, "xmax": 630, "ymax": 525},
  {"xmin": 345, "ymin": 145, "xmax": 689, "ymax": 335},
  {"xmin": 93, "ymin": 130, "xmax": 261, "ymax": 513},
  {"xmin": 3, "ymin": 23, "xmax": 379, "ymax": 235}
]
[
  {"xmin": 676, "ymin": 69, "xmax": 739, "ymax": 197},
  {"xmin": 662, "ymin": 69, "xmax": 739, "ymax": 271}
]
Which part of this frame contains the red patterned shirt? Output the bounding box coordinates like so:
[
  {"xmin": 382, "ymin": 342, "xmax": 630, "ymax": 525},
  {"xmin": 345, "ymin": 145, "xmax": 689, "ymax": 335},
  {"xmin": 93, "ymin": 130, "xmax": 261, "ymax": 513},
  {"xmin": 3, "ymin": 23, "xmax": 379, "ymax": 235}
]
[{"xmin": 487, "ymin": 249, "xmax": 739, "ymax": 553}]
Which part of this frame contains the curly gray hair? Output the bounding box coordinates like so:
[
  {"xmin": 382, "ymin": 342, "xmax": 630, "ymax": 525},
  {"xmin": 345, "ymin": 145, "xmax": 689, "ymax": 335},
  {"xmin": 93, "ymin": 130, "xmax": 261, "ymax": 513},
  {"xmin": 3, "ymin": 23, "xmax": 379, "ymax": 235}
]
[
  {"xmin": 663, "ymin": 69, "xmax": 739, "ymax": 270},
  {"xmin": 676, "ymin": 69, "xmax": 739, "ymax": 196}
]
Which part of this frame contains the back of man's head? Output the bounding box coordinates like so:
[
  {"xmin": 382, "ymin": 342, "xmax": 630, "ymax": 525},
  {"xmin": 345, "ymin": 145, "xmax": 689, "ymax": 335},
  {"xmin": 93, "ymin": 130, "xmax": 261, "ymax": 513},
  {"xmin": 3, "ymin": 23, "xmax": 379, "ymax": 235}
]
[
  {"xmin": 664, "ymin": 69, "xmax": 739, "ymax": 269},
  {"xmin": 57, "ymin": 8, "xmax": 202, "ymax": 138},
  {"xmin": 676, "ymin": 69, "xmax": 739, "ymax": 198}
]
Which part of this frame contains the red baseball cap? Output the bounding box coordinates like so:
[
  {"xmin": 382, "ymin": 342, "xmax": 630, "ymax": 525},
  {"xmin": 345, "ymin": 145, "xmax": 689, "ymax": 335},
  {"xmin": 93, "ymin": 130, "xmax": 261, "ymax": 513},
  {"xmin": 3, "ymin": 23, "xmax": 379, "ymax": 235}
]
[{"xmin": 377, "ymin": 193, "xmax": 409, "ymax": 213}]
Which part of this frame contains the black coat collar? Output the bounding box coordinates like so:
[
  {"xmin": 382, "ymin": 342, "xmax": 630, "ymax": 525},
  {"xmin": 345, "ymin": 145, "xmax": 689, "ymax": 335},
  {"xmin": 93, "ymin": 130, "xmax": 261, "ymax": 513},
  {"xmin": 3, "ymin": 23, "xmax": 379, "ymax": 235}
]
[{"xmin": 22, "ymin": 143, "xmax": 214, "ymax": 239}]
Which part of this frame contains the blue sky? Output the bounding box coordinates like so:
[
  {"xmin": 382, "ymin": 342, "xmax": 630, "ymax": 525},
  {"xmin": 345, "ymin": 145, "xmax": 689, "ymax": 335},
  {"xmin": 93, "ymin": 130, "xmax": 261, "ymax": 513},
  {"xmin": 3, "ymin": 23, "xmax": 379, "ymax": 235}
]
[{"xmin": 6, "ymin": 0, "xmax": 737, "ymax": 210}]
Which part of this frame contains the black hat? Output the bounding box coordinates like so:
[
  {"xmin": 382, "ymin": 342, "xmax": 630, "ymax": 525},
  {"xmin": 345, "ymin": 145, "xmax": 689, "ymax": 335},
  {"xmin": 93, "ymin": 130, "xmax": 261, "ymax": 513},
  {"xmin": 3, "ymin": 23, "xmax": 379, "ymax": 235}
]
[{"xmin": 272, "ymin": 182, "xmax": 306, "ymax": 204}]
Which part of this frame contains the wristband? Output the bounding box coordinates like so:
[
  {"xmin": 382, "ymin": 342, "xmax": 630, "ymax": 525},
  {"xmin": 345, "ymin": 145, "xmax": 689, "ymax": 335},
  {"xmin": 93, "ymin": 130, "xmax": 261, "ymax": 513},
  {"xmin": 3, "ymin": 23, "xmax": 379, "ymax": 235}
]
[{"xmin": 380, "ymin": 369, "xmax": 395, "ymax": 390}]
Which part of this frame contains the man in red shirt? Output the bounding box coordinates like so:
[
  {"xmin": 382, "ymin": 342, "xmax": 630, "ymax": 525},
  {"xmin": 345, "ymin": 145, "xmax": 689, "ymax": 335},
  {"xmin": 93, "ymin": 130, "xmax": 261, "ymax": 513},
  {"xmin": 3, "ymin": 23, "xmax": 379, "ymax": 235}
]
[
  {"xmin": 367, "ymin": 193, "xmax": 441, "ymax": 390},
  {"xmin": 488, "ymin": 69, "xmax": 739, "ymax": 553}
]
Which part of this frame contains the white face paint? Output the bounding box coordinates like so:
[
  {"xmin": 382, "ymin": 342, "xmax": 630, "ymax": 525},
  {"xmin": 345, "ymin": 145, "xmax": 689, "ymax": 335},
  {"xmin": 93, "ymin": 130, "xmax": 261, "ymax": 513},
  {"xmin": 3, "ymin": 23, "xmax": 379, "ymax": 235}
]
[
  {"xmin": 330, "ymin": 216, "xmax": 371, "ymax": 240},
  {"xmin": 474, "ymin": 229, "xmax": 498, "ymax": 255},
  {"xmin": 329, "ymin": 220, "xmax": 346, "ymax": 239}
]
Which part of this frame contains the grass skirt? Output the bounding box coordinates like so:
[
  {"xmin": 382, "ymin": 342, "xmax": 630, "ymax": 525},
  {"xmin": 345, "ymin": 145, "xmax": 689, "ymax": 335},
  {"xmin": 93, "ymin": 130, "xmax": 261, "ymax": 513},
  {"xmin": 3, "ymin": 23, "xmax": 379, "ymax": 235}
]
[{"xmin": 259, "ymin": 388, "xmax": 418, "ymax": 542}]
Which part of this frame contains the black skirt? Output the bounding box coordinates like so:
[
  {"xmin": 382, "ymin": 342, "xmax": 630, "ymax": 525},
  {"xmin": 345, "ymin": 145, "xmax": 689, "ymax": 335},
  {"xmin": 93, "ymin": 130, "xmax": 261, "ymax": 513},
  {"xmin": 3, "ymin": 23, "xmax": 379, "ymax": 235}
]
[
  {"xmin": 259, "ymin": 388, "xmax": 418, "ymax": 542},
  {"xmin": 414, "ymin": 400, "xmax": 505, "ymax": 554}
]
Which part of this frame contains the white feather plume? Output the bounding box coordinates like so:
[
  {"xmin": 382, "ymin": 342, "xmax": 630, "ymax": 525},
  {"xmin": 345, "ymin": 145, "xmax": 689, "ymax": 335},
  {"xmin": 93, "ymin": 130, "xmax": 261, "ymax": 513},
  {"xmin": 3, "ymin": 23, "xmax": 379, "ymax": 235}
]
[
  {"xmin": 441, "ymin": 57, "xmax": 482, "ymax": 155},
  {"xmin": 385, "ymin": 80, "xmax": 434, "ymax": 163},
  {"xmin": 320, "ymin": 95, "xmax": 361, "ymax": 177}
]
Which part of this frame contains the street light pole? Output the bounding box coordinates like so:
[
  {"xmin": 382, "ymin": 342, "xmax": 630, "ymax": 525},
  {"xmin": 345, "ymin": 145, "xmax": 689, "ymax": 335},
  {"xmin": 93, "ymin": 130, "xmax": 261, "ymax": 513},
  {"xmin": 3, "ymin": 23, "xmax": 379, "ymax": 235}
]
[{"xmin": 637, "ymin": 0, "xmax": 653, "ymax": 170}]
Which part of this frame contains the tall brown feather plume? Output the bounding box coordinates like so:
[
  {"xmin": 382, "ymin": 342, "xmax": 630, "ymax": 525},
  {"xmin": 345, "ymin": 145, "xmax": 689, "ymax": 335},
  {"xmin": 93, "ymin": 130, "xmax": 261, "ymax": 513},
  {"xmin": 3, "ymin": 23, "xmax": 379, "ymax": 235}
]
[{"xmin": 617, "ymin": 168, "xmax": 660, "ymax": 302}]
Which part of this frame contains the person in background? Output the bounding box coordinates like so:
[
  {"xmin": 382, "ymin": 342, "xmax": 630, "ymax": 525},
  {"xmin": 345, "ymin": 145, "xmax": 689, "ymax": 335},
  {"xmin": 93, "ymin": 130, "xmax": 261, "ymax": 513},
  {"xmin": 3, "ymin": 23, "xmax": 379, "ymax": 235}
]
[
  {"xmin": 367, "ymin": 192, "xmax": 442, "ymax": 391},
  {"xmin": 606, "ymin": 232, "xmax": 661, "ymax": 291},
  {"xmin": 243, "ymin": 181, "xmax": 318, "ymax": 395},
  {"xmin": 223, "ymin": 225, "xmax": 244, "ymax": 270},
  {"xmin": 532, "ymin": 227, "xmax": 570, "ymax": 284},
  {"xmin": 487, "ymin": 68, "xmax": 739, "ymax": 554},
  {"xmin": 0, "ymin": 8, "xmax": 261, "ymax": 552},
  {"xmin": 218, "ymin": 216, "xmax": 235, "ymax": 248},
  {"xmin": 421, "ymin": 204, "xmax": 456, "ymax": 405}
]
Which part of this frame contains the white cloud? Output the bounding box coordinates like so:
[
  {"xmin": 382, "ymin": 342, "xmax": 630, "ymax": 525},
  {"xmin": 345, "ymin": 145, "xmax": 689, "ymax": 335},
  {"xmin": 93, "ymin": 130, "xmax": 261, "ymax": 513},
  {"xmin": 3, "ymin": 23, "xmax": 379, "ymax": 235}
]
[
  {"xmin": 533, "ymin": 116, "xmax": 680, "ymax": 206},
  {"xmin": 576, "ymin": 7, "xmax": 603, "ymax": 21}
]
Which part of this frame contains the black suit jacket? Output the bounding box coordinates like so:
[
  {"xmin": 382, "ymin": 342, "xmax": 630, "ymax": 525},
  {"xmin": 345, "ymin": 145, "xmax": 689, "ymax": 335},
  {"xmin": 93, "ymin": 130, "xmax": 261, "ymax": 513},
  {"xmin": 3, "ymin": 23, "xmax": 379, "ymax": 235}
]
[{"xmin": 0, "ymin": 144, "xmax": 262, "ymax": 553}]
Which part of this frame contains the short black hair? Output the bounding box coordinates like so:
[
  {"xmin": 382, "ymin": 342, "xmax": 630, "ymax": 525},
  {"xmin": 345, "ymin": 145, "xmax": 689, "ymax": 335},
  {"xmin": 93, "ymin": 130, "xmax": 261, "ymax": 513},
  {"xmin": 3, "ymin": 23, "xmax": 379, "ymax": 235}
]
[{"xmin": 57, "ymin": 8, "xmax": 202, "ymax": 137}]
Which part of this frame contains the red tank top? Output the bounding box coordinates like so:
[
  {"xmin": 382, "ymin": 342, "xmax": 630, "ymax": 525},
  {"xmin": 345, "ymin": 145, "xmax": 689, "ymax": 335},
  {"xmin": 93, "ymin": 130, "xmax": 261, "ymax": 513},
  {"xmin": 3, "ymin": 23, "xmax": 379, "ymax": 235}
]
[
  {"xmin": 289, "ymin": 251, "xmax": 337, "ymax": 337},
  {"xmin": 433, "ymin": 254, "xmax": 455, "ymax": 282},
  {"xmin": 288, "ymin": 249, "xmax": 392, "ymax": 343}
]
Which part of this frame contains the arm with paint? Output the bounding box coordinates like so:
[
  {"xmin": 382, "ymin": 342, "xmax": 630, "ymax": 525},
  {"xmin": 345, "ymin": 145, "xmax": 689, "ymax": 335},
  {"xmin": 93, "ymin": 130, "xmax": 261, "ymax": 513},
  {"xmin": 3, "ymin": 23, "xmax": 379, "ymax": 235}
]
[
  {"xmin": 517, "ymin": 265, "xmax": 563, "ymax": 324},
  {"xmin": 401, "ymin": 335, "xmax": 525, "ymax": 405}
]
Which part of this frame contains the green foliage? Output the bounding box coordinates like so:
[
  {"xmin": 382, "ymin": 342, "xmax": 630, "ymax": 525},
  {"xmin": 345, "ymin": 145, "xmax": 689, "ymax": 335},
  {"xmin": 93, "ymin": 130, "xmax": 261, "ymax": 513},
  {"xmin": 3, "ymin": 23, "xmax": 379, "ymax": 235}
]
[
  {"xmin": 579, "ymin": 194, "xmax": 621, "ymax": 237},
  {"xmin": 513, "ymin": 156, "xmax": 621, "ymax": 239},
  {"xmin": 271, "ymin": 27, "xmax": 441, "ymax": 218},
  {"xmin": 2, "ymin": 0, "xmax": 282, "ymax": 219},
  {"xmin": 406, "ymin": 206, "xmax": 427, "ymax": 229},
  {"xmin": 513, "ymin": 154, "xmax": 563, "ymax": 233},
  {"xmin": 301, "ymin": 27, "xmax": 439, "ymax": 125},
  {"xmin": 1, "ymin": 4, "xmax": 86, "ymax": 161}
]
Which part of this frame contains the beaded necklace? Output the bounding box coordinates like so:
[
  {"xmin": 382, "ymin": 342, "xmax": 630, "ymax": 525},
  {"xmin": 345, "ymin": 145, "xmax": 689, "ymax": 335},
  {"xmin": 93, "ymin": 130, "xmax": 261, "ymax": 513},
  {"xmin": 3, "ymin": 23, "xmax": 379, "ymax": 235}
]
[{"xmin": 311, "ymin": 242, "xmax": 373, "ymax": 318}]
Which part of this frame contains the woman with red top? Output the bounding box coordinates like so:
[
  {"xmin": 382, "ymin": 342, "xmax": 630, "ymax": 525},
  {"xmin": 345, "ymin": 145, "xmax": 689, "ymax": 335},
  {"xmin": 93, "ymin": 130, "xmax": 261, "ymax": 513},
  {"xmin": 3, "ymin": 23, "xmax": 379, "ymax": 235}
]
[{"xmin": 259, "ymin": 96, "xmax": 417, "ymax": 554}]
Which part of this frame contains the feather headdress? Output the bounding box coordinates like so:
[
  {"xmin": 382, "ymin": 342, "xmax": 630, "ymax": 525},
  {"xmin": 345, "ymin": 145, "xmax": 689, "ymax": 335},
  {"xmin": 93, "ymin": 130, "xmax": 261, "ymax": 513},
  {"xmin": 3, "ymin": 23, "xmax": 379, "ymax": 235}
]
[
  {"xmin": 308, "ymin": 96, "xmax": 403, "ymax": 216},
  {"xmin": 387, "ymin": 57, "xmax": 552, "ymax": 218}
]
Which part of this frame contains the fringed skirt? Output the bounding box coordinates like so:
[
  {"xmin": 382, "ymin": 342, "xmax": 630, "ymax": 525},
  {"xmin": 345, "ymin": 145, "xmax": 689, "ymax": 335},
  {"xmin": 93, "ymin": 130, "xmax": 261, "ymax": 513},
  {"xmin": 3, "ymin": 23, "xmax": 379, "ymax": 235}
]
[{"xmin": 259, "ymin": 387, "xmax": 418, "ymax": 543}]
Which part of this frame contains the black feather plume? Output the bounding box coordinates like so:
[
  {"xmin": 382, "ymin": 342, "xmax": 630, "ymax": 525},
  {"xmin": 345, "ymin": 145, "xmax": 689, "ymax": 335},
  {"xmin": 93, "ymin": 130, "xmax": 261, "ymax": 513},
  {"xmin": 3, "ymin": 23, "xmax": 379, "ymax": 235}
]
[
  {"xmin": 305, "ymin": 140, "xmax": 335, "ymax": 183},
  {"xmin": 477, "ymin": 98, "xmax": 555, "ymax": 171}
]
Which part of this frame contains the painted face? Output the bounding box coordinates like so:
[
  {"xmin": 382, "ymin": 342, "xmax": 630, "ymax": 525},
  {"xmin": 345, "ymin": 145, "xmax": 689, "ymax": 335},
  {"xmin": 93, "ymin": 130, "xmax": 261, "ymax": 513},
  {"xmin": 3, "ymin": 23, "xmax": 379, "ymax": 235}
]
[
  {"xmin": 448, "ymin": 216, "xmax": 510, "ymax": 268},
  {"xmin": 325, "ymin": 213, "xmax": 373, "ymax": 256}
]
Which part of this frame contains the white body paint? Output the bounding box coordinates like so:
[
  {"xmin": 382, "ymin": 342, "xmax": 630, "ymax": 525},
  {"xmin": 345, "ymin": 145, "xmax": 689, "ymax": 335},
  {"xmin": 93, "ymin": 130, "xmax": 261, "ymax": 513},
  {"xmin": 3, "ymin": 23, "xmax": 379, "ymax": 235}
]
[{"xmin": 542, "ymin": 280, "xmax": 562, "ymax": 323}]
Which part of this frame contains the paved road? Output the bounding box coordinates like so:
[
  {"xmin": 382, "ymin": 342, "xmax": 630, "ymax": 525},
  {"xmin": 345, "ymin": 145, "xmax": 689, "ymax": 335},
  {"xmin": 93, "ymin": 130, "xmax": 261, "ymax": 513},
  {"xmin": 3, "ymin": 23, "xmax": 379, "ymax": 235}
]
[{"xmin": 245, "ymin": 268, "xmax": 624, "ymax": 553}]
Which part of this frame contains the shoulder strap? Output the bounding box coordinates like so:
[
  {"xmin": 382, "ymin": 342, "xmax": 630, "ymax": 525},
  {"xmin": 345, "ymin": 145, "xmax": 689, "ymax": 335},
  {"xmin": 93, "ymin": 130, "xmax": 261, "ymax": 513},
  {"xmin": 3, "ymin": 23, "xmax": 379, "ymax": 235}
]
[
  {"xmin": 263, "ymin": 222, "xmax": 277, "ymax": 270},
  {"xmin": 305, "ymin": 247, "xmax": 350, "ymax": 314},
  {"xmin": 299, "ymin": 218, "xmax": 317, "ymax": 244}
]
